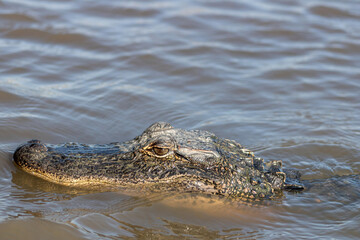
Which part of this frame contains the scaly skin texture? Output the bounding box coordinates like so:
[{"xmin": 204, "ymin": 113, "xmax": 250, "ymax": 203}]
[{"xmin": 13, "ymin": 122, "xmax": 303, "ymax": 200}]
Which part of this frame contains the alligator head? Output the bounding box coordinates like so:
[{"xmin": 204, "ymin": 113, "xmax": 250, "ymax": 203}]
[{"xmin": 13, "ymin": 122, "xmax": 303, "ymax": 199}]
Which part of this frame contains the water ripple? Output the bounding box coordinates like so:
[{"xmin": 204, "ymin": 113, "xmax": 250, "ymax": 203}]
[{"xmin": 1, "ymin": 0, "xmax": 360, "ymax": 238}]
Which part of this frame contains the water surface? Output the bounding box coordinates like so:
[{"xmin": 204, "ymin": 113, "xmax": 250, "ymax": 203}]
[{"xmin": 1, "ymin": 0, "xmax": 360, "ymax": 239}]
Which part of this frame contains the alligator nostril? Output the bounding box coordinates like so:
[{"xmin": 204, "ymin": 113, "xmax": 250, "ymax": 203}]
[{"xmin": 29, "ymin": 143, "xmax": 48, "ymax": 153}]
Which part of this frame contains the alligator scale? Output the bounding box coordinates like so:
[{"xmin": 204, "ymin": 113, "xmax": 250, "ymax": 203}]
[{"xmin": 13, "ymin": 122, "xmax": 303, "ymax": 199}]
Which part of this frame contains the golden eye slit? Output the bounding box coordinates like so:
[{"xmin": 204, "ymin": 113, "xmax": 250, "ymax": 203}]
[{"xmin": 152, "ymin": 147, "xmax": 169, "ymax": 156}]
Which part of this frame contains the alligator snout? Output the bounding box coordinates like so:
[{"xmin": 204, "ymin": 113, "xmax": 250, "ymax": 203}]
[{"xmin": 13, "ymin": 140, "xmax": 48, "ymax": 169}]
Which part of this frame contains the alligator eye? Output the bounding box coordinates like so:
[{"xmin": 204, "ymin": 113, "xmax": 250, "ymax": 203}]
[{"xmin": 152, "ymin": 147, "xmax": 169, "ymax": 156}]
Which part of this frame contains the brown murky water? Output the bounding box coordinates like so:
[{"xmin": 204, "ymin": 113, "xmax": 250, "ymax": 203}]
[{"xmin": 1, "ymin": 0, "xmax": 360, "ymax": 239}]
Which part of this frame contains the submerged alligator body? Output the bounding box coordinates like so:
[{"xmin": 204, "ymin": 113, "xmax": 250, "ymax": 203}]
[{"xmin": 13, "ymin": 122, "xmax": 303, "ymax": 200}]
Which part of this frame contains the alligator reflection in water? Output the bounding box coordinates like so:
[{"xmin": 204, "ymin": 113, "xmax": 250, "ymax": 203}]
[{"xmin": 13, "ymin": 122, "xmax": 304, "ymax": 200}]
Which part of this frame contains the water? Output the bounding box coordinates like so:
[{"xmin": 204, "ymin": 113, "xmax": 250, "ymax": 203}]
[{"xmin": 1, "ymin": 0, "xmax": 360, "ymax": 239}]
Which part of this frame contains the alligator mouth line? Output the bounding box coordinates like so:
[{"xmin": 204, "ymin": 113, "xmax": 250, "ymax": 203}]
[{"xmin": 16, "ymin": 163, "xmax": 221, "ymax": 195}]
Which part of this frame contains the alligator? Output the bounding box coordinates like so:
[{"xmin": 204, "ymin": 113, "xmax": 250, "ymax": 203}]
[{"xmin": 13, "ymin": 122, "xmax": 304, "ymax": 200}]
